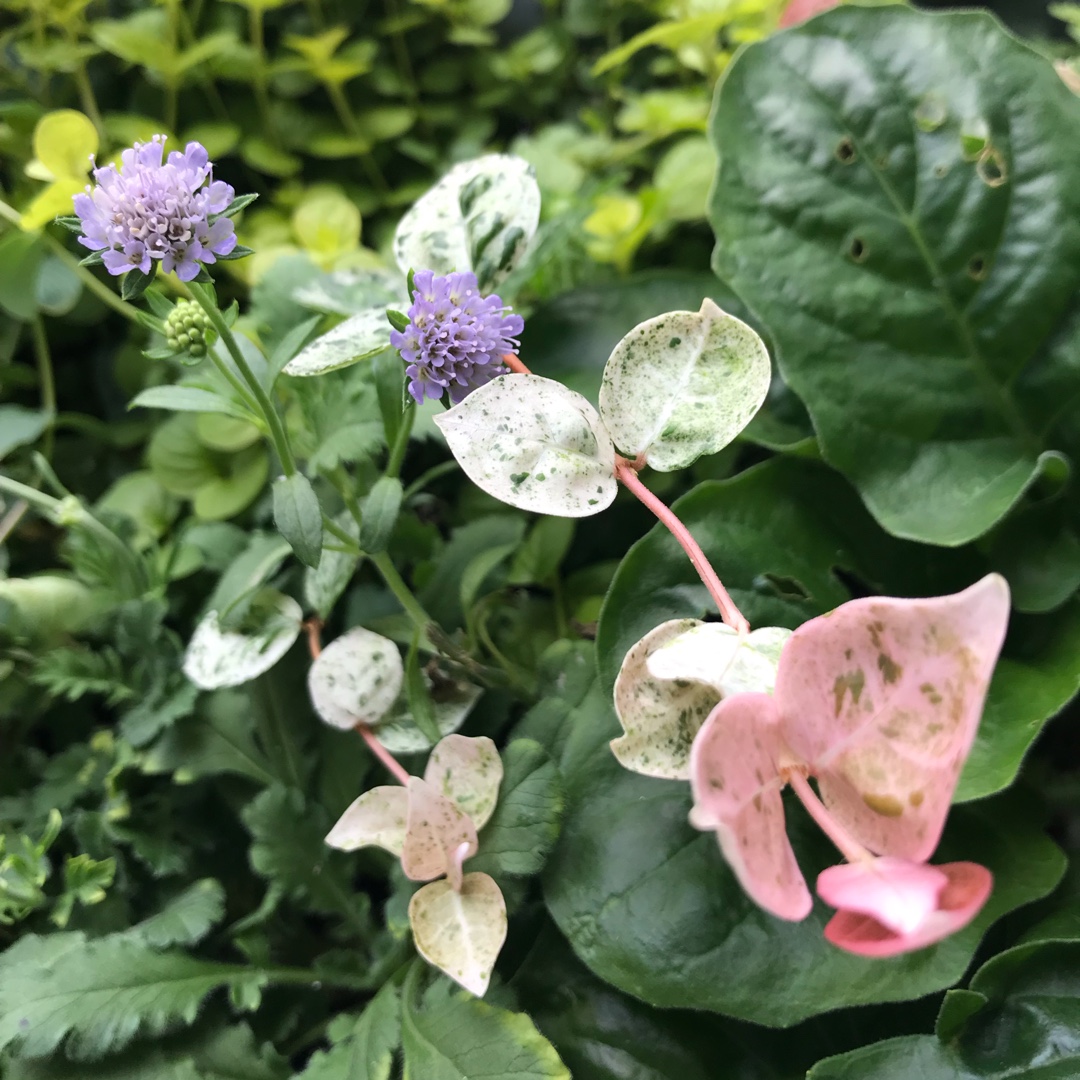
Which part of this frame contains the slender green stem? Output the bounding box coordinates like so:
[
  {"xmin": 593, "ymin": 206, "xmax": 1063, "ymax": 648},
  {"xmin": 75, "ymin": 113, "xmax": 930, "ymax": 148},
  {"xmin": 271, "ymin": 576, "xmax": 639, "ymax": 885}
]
[
  {"xmin": 72, "ymin": 58, "xmax": 104, "ymax": 136},
  {"xmin": 385, "ymin": 401, "xmax": 415, "ymax": 479},
  {"xmin": 321, "ymin": 513, "xmax": 361, "ymax": 552},
  {"xmin": 249, "ymin": 7, "xmax": 274, "ymax": 133},
  {"xmin": 187, "ymin": 282, "xmax": 297, "ymax": 475},
  {"xmin": 325, "ymin": 81, "xmax": 388, "ymax": 193},
  {"xmin": 30, "ymin": 316, "xmax": 56, "ymax": 460},
  {"xmin": 402, "ymin": 459, "xmax": 456, "ymax": 500},
  {"xmin": 370, "ymin": 550, "xmax": 432, "ymax": 630}
]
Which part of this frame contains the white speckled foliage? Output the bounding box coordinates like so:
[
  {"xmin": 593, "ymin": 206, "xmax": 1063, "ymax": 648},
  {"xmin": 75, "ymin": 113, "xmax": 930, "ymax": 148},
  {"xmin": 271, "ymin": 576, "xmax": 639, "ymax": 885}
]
[
  {"xmin": 182, "ymin": 589, "xmax": 302, "ymax": 690},
  {"xmin": 308, "ymin": 626, "xmax": 404, "ymax": 730},
  {"xmin": 433, "ymin": 374, "xmax": 618, "ymax": 517},
  {"xmin": 371, "ymin": 678, "xmax": 482, "ymax": 754},
  {"xmin": 324, "ymin": 786, "xmax": 409, "ymax": 855},
  {"xmin": 409, "ymin": 872, "xmax": 508, "ymax": 997},
  {"xmin": 598, "ymin": 298, "xmax": 771, "ymax": 471},
  {"xmin": 392, "ymin": 154, "xmax": 541, "ymax": 290},
  {"xmin": 282, "ymin": 307, "xmax": 394, "ymax": 377},
  {"xmin": 424, "ymin": 734, "xmax": 502, "ymax": 830}
]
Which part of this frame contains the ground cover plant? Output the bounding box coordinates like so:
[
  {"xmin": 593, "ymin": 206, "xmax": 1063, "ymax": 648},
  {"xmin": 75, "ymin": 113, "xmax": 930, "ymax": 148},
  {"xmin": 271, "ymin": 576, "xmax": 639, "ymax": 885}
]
[{"xmin": 2, "ymin": 0, "xmax": 1080, "ymax": 1076}]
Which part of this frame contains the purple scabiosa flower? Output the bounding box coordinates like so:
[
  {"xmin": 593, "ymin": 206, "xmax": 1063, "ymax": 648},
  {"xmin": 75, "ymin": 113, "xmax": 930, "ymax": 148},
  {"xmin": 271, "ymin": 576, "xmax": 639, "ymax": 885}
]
[
  {"xmin": 390, "ymin": 270, "xmax": 524, "ymax": 406},
  {"xmin": 73, "ymin": 135, "xmax": 237, "ymax": 282}
]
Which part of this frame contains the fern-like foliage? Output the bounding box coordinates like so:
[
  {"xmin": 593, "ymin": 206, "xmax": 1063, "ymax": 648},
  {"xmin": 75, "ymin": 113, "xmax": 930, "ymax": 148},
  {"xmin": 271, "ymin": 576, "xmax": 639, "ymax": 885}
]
[
  {"xmin": 0, "ymin": 932, "xmax": 267, "ymax": 1059},
  {"xmin": 29, "ymin": 647, "xmax": 134, "ymax": 707}
]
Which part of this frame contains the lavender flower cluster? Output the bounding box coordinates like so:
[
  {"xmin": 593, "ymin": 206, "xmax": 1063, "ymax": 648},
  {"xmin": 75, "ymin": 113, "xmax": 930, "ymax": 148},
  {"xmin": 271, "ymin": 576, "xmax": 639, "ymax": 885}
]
[
  {"xmin": 390, "ymin": 270, "xmax": 524, "ymax": 405},
  {"xmin": 74, "ymin": 136, "xmax": 237, "ymax": 282}
]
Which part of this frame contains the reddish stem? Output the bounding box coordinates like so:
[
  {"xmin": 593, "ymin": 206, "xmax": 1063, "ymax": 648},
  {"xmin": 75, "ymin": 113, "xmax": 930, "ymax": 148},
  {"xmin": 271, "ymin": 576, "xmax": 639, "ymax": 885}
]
[
  {"xmin": 787, "ymin": 771, "xmax": 871, "ymax": 864},
  {"xmin": 304, "ymin": 618, "xmax": 412, "ymax": 787},
  {"xmin": 500, "ymin": 354, "xmax": 750, "ymax": 633},
  {"xmin": 615, "ymin": 460, "xmax": 749, "ymax": 634}
]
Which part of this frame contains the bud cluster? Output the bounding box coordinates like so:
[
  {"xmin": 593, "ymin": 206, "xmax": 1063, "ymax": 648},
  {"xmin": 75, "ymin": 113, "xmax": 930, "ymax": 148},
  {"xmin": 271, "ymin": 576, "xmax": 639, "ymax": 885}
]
[{"xmin": 165, "ymin": 300, "xmax": 211, "ymax": 358}]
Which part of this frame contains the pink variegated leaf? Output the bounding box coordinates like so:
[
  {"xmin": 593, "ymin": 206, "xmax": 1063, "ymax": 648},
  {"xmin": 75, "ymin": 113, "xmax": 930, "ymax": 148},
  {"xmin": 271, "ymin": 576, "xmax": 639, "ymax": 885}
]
[
  {"xmin": 401, "ymin": 777, "xmax": 478, "ymax": 889},
  {"xmin": 324, "ymin": 785, "xmax": 409, "ymax": 856},
  {"xmin": 689, "ymin": 692, "xmax": 812, "ymax": 921},
  {"xmin": 424, "ymin": 734, "xmax": 503, "ymax": 830},
  {"xmin": 819, "ymin": 857, "xmax": 992, "ymax": 957},
  {"xmin": 776, "ymin": 574, "xmax": 1010, "ymax": 861}
]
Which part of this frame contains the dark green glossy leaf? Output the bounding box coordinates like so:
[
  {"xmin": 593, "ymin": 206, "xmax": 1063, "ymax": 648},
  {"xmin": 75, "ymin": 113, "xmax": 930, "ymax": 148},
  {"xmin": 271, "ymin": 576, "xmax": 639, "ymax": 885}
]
[
  {"xmin": 710, "ymin": 5, "xmax": 1080, "ymax": 545},
  {"xmin": 543, "ymin": 729, "xmax": 1064, "ymax": 1026}
]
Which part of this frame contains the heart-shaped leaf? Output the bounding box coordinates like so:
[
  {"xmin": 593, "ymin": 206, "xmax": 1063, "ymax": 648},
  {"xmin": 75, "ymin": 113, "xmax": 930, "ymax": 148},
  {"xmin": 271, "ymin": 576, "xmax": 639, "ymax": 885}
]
[
  {"xmin": 424, "ymin": 735, "xmax": 503, "ymax": 831},
  {"xmin": 408, "ymin": 872, "xmax": 507, "ymax": 997},
  {"xmin": 775, "ymin": 574, "xmax": 1011, "ymax": 861},
  {"xmin": 308, "ymin": 626, "xmax": 404, "ymax": 730},
  {"xmin": 689, "ymin": 693, "xmax": 812, "ymax": 921},
  {"xmin": 647, "ymin": 623, "xmax": 791, "ymax": 696},
  {"xmin": 709, "ymin": 5, "xmax": 1080, "ymax": 544},
  {"xmin": 183, "ymin": 589, "xmax": 302, "ymax": 690},
  {"xmin": 598, "ymin": 299, "xmax": 770, "ymax": 471},
  {"xmin": 393, "ymin": 154, "xmax": 540, "ymax": 290},
  {"xmin": 401, "ymin": 777, "xmax": 478, "ymax": 889},
  {"xmin": 434, "ymin": 374, "xmax": 618, "ymax": 518},
  {"xmin": 282, "ymin": 307, "xmax": 392, "ymax": 377},
  {"xmin": 324, "ymin": 785, "xmax": 409, "ymax": 856}
]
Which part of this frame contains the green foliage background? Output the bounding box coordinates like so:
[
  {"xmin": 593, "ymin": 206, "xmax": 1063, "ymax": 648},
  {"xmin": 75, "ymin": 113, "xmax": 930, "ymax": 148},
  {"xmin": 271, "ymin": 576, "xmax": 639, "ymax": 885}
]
[{"xmin": 2, "ymin": 0, "xmax": 1080, "ymax": 1076}]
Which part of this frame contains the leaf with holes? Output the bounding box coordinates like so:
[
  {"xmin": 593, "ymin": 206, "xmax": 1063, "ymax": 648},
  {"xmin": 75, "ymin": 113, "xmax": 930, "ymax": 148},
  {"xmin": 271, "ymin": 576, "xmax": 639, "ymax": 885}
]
[
  {"xmin": 598, "ymin": 299, "xmax": 770, "ymax": 471},
  {"xmin": 434, "ymin": 374, "xmax": 617, "ymax": 517},
  {"xmin": 393, "ymin": 154, "xmax": 541, "ymax": 290},
  {"xmin": 182, "ymin": 589, "xmax": 302, "ymax": 690},
  {"xmin": 710, "ymin": 4, "xmax": 1080, "ymax": 544},
  {"xmin": 409, "ymin": 872, "xmax": 507, "ymax": 997},
  {"xmin": 282, "ymin": 308, "xmax": 392, "ymax": 376},
  {"xmin": 308, "ymin": 626, "xmax": 404, "ymax": 730}
]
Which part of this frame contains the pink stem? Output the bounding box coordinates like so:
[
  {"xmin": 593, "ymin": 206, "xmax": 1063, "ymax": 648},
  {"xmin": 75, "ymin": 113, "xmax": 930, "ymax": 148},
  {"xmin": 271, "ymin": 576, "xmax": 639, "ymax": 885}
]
[
  {"xmin": 787, "ymin": 771, "xmax": 872, "ymax": 864},
  {"xmin": 500, "ymin": 353, "xmax": 749, "ymax": 634},
  {"xmin": 355, "ymin": 723, "xmax": 412, "ymax": 786},
  {"xmin": 304, "ymin": 619, "xmax": 412, "ymax": 788},
  {"xmin": 615, "ymin": 460, "xmax": 749, "ymax": 634}
]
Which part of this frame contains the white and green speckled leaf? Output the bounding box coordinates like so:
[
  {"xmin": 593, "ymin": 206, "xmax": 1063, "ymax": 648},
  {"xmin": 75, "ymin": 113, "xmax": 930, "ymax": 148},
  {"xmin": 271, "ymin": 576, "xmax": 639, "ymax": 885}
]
[
  {"xmin": 283, "ymin": 307, "xmax": 392, "ymax": 377},
  {"xmin": 408, "ymin": 872, "xmax": 507, "ymax": 997},
  {"xmin": 433, "ymin": 374, "xmax": 617, "ymax": 518},
  {"xmin": 648, "ymin": 623, "xmax": 792, "ymax": 697},
  {"xmin": 610, "ymin": 619, "xmax": 722, "ymax": 781},
  {"xmin": 324, "ymin": 785, "xmax": 409, "ymax": 856},
  {"xmin": 308, "ymin": 626, "xmax": 404, "ymax": 730},
  {"xmin": 372, "ymin": 678, "xmax": 482, "ymax": 754},
  {"xmin": 393, "ymin": 154, "xmax": 541, "ymax": 290},
  {"xmin": 424, "ymin": 735, "xmax": 503, "ymax": 830},
  {"xmin": 598, "ymin": 298, "xmax": 771, "ymax": 471},
  {"xmin": 293, "ymin": 268, "xmax": 405, "ymax": 316},
  {"xmin": 183, "ymin": 589, "xmax": 302, "ymax": 690}
]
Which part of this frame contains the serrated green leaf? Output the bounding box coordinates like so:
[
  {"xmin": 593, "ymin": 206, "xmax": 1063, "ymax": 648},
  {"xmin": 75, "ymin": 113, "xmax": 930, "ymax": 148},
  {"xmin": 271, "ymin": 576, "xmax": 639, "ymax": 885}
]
[
  {"xmin": 298, "ymin": 984, "xmax": 400, "ymax": 1080},
  {"xmin": 0, "ymin": 934, "xmax": 268, "ymax": 1058},
  {"xmin": 401, "ymin": 971, "xmax": 569, "ymax": 1079},
  {"xmin": 121, "ymin": 879, "xmax": 227, "ymax": 948}
]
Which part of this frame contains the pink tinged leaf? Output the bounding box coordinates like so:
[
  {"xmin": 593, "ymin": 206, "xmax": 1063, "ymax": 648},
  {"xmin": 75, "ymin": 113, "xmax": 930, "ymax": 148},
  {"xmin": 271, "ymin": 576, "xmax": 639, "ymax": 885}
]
[
  {"xmin": 688, "ymin": 693, "xmax": 812, "ymax": 921},
  {"xmin": 424, "ymin": 734, "xmax": 503, "ymax": 830},
  {"xmin": 611, "ymin": 619, "xmax": 722, "ymax": 780},
  {"xmin": 819, "ymin": 858, "xmax": 993, "ymax": 958},
  {"xmin": 778, "ymin": 0, "xmax": 840, "ymax": 29},
  {"xmin": 401, "ymin": 777, "xmax": 478, "ymax": 887},
  {"xmin": 408, "ymin": 871, "xmax": 508, "ymax": 997},
  {"xmin": 775, "ymin": 574, "xmax": 1010, "ymax": 862},
  {"xmin": 324, "ymin": 786, "xmax": 409, "ymax": 856}
]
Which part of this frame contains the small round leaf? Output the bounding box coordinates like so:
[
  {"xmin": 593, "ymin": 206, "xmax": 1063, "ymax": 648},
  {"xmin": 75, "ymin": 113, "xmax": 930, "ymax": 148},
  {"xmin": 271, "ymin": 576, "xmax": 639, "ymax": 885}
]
[
  {"xmin": 424, "ymin": 735, "xmax": 503, "ymax": 831},
  {"xmin": 434, "ymin": 374, "xmax": 617, "ymax": 518},
  {"xmin": 309, "ymin": 626, "xmax": 404, "ymax": 730}
]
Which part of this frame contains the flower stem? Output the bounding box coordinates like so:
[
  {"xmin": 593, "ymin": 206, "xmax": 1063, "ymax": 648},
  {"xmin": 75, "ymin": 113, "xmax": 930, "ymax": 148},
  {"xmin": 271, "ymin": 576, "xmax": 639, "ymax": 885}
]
[
  {"xmin": 787, "ymin": 771, "xmax": 872, "ymax": 864},
  {"xmin": 42, "ymin": 235, "xmax": 144, "ymax": 326},
  {"xmin": 304, "ymin": 619, "xmax": 412, "ymax": 786},
  {"xmin": 370, "ymin": 550, "xmax": 433, "ymax": 632},
  {"xmin": 30, "ymin": 316, "xmax": 56, "ymax": 460},
  {"xmin": 187, "ymin": 282, "xmax": 297, "ymax": 476},
  {"xmin": 386, "ymin": 400, "xmax": 415, "ymax": 479}
]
